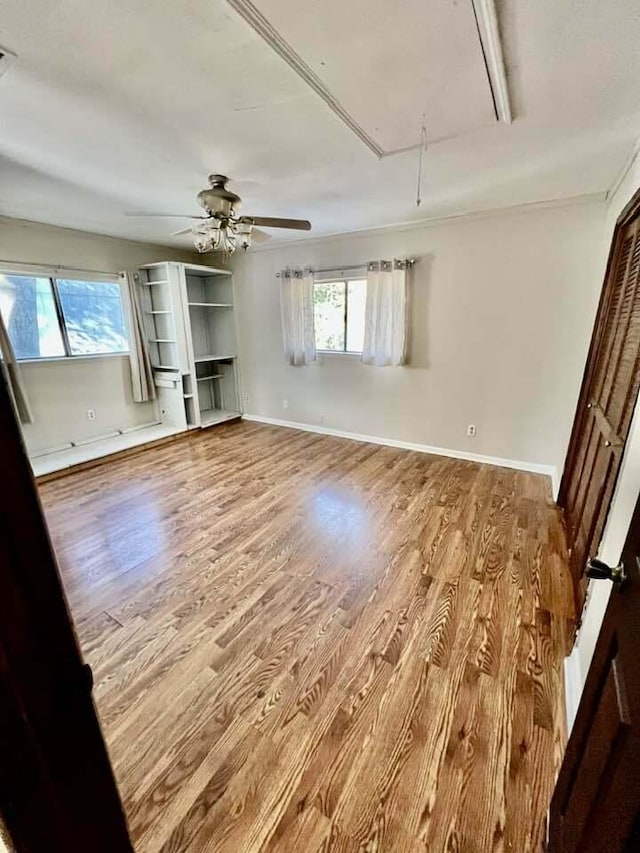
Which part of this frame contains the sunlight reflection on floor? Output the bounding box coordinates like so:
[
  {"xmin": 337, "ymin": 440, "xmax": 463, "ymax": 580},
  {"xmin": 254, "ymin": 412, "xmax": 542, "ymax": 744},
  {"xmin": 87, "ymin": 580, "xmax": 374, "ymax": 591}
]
[{"xmin": 311, "ymin": 486, "xmax": 369, "ymax": 541}]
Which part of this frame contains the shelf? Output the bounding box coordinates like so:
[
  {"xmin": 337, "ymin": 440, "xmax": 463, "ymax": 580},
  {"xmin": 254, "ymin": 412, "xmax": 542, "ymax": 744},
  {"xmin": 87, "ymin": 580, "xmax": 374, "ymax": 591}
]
[
  {"xmin": 184, "ymin": 263, "xmax": 232, "ymax": 276},
  {"xmin": 200, "ymin": 409, "xmax": 240, "ymax": 427},
  {"xmin": 152, "ymin": 364, "xmax": 180, "ymax": 371},
  {"xmin": 196, "ymin": 374, "xmax": 223, "ymax": 382},
  {"xmin": 193, "ymin": 354, "xmax": 236, "ymax": 363},
  {"xmin": 141, "ymin": 279, "xmax": 169, "ymax": 286},
  {"xmin": 188, "ymin": 302, "xmax": 233, "ymax": 308}
]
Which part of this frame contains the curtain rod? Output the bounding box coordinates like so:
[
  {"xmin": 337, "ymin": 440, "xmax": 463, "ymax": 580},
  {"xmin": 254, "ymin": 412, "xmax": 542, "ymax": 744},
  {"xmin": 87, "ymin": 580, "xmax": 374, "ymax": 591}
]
[
  {"xmin": 276, "ymin": 258, "xmax": 418, "ymax": 277},
  {"xmin": 0, "ymin": 259, "xmax": 119, "ymax": 278}
]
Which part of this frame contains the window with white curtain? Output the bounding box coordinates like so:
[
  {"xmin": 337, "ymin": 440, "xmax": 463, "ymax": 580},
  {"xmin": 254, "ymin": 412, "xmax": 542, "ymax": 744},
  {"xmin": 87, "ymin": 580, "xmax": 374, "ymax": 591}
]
[
  {"xmin": 0, "ymin": 274, "xmax": 129, "ymax": 360},
  {"xmin": 313, "ymin": 278, "xmax": 366, "ymax": 354}
]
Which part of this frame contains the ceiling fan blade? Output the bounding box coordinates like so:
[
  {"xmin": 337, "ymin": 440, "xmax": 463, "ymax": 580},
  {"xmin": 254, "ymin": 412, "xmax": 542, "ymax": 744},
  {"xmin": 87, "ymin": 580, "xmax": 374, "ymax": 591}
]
[
  {"xmin": 125, "ymin": 211, "xmax": 207, "ymax": 219},
  {"xmin": 170, "ymin": 227, "xmax": 193, "ymax": 237},
  {"xmin": 251, "ymin": 228, "xmax": 272, "ymax": 244},
  {"xmin": 240, "ymin": 216, "xmax": 311, "ymax": 231}
]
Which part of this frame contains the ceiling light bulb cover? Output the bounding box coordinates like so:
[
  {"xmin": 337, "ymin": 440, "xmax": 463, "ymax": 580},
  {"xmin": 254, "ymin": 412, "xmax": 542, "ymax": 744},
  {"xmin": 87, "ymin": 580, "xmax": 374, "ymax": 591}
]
[
  {"xmin": 191, "ymin": 219, "xmax": 252, "ymax": 255},
  {"xmin": 236, "ymin": 222, "xmax": 253, "ymax": 250},
  {"xmin": 192, "ymin": 222, "xmax": 215, "ymax": 253},
  {"xmin": 216, "ymin": 225, "xmax": 235, "ymax": 254}
]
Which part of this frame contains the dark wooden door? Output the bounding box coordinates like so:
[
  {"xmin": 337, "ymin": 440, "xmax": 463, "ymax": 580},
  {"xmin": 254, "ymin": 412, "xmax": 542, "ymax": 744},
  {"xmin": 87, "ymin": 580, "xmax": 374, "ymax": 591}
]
[
  {"xmin": 0, "ymin": 374, "xmax": 133, "ymax": 851},
  {"xmin": 549, "ymin": 491, "xmax": 640, "ymax": 851},
  {"xmin": 560, "ymin": 195, "xmax": 640, "ymax": 607}
]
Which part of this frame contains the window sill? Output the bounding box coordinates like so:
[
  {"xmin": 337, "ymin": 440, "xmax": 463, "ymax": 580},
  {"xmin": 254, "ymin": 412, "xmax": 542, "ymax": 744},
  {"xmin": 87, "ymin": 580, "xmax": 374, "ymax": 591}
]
[
  {"xmin": 18, "ymin": 352, "xmax": 130, "ymax": 365},
  {"xmin": 317, "ymin": 350, "xmax": 362, "ymax": 358}
]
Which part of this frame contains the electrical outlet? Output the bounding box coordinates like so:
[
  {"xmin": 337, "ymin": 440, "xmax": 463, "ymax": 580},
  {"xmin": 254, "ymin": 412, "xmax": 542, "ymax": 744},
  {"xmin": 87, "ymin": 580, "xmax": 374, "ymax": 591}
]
[
  {"xmin": 467, "ymin": 424, "xmax": 476, "ymax": 437},
  {"xmin": 283, "ymin": 398, "xmax": 289, "ymax": 409},
  {"xmin": 241, "ymin": 392, "xmax": 250, "ymax": 406},
  {"xmin": 319, "ymin": 414, "xmax": 325, "ymax": 426},
  {"xmin": 86, "ymin": 409, "xmax": 96, "ymax": 421}
]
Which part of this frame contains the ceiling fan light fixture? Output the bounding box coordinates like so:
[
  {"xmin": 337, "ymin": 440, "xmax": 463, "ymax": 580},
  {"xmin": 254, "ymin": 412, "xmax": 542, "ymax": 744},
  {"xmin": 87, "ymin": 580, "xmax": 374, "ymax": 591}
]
[
  {"xmin": 236, "ymin": 221, "xmax": 253, "ymax": 251},
  {"xmin": 191, "ymin": 219, "xmax": 252, "ymax": 255},
  {"xmin": 132, "ymin": 174, "xmax": 309, "ymax": 252},
  {"xmin": 192, "ymin": 221, "xmax": 216, "ymax": 253},
  {"xmin": 216, "ymin": 224, "xmax": 236, "ymax": 255}
]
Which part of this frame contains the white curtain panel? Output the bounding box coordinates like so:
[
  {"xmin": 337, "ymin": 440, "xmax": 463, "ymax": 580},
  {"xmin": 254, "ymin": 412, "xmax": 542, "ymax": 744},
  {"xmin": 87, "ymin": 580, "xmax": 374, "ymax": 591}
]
[
  {"xmin": 121, "ymin": 272, "xmax": 157, "ymax": 403},
  {"xmin": 279, "ymin": 267, "xmax": 317, "ymax": 366},
  {"xmin": 0, "ymin": 310, "xmax": 33, "ymax": 424},
  {"xmin": 362, "ymin": 260, "xmax": 408, "ymax": 366}
]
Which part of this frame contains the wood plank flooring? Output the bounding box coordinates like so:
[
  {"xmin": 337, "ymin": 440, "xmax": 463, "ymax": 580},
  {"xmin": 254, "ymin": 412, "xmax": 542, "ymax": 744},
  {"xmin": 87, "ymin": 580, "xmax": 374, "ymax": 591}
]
[{"xmin": 38, "ymin": 421, "xmax": 575, "ymax": 852}]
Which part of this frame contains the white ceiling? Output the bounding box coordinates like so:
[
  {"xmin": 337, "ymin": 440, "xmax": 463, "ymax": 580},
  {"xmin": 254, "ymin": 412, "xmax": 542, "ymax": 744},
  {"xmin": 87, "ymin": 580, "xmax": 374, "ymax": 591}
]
[{"xmin": 0, "ymin": 0, "xmax": 639, "ymax": 247}]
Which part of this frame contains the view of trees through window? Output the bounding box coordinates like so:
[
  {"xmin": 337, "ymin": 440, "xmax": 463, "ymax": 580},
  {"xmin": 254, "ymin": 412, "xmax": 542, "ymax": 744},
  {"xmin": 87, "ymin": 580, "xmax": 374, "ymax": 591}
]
[
  {"xmin": 0, "ymin": 276, "xmax": 65, "ymax": 359},
  {"xmin": 313, "ymin": 279, "xmax": 366, "ymax": 353},
  {"xmin": 57, "ymin": 280, "xmax": 128, "ymax": 355},
  {"xmin": 0, "ymin": 274, "xmax": 128, "ymax": 359}
]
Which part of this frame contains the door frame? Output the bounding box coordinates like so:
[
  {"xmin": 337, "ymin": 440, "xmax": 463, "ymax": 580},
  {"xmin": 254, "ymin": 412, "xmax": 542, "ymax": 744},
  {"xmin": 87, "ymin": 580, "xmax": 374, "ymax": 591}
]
[
  {"xmin": 0, "ymin": 373, "xmax": 132, "ymax": 851},
  {"xmin": 559, "ymin": 189, "xmax": 640, "ymax": 510}
]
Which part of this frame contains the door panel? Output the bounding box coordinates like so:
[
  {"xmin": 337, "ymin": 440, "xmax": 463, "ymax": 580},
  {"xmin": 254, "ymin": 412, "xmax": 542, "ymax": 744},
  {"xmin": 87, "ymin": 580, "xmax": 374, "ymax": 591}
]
[
  {"xmin": 591, "ymin": 234, "xmax": 633, "ymax": 402},
  {"xmin": 549, "ymin": 492, "xmax": 640, "ymax": 851},
  {"xmin": 559, "ymin": 657, "xmax": 629, "ymax": 846},
  {"xmin": 599, "ymin": 240, "xmax": 638, "ymax": 409},
  {"xmin": 0, "ymin": 373, "xmax": 133, "ymax": 851},
  {"xmin": 559, "ymin": 206, "xmax": 640, "ymax": 608}
]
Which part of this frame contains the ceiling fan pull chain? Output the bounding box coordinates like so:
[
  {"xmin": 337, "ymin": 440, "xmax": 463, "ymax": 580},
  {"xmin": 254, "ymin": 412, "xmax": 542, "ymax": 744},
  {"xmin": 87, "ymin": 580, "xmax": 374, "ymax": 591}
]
[{"xmin": 416, "ymin": 115, "xmax": 427, "ymax": 208}]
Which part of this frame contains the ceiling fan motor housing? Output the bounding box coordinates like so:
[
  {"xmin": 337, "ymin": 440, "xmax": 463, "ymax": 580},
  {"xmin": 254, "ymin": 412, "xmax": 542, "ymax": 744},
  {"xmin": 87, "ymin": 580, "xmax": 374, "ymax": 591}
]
[{"xmin": 197, "ymin": 175, "xmax": 242, "ymax": 218}]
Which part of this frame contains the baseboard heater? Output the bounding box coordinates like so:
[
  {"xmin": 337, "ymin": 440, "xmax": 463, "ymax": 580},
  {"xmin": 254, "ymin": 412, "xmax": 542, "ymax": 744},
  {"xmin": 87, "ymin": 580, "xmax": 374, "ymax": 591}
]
[{"xmin": 30, "ymin": 421, "xmax": 162, "ymax": 458}]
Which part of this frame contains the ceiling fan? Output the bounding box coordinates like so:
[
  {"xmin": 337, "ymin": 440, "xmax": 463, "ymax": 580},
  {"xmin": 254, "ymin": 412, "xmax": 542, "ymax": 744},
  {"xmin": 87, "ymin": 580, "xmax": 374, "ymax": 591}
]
[{"xmin": 127, "ymin": 174, "xmax": 311, "ymax": 255}]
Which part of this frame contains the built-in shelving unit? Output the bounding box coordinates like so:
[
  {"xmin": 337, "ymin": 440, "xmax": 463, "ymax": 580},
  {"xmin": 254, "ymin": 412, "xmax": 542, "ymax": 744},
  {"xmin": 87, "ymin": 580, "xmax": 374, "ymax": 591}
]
[
  {"xmin": 138, "ymin": 261, "xmax": 241, "ymax": 433},
  {"xmin": 138, "ymin": 264, "xmax": 184, "ymax": 381},
  {"xmin": 184, "ymin": 263, "xmax": 240, "ymax": 428}
]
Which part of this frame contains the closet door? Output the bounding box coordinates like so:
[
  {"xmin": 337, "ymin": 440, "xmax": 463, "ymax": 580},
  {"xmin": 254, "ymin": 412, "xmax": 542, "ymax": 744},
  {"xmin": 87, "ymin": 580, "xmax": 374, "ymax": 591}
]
[{"xmin": 559, "ymin": 200, "xmax": 640, "ymax": 608}]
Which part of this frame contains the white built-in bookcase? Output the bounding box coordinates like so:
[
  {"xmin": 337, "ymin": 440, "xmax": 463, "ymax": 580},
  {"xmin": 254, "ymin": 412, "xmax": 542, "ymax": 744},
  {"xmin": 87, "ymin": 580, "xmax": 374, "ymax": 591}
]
[{"xmin": 138, "ymin": 261, "xmax": 241, "ymax": 431}]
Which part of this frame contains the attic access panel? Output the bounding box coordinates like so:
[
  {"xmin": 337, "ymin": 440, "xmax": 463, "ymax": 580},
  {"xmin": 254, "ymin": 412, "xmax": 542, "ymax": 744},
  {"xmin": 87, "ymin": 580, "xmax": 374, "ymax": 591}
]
[{"xmin": 232, "ymin": 0, "xmax": 498, "ymax": 154}]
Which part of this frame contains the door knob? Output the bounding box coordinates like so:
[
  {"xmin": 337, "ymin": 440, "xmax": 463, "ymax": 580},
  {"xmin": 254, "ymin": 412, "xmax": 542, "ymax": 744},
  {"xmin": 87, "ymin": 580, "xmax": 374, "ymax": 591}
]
[{"xmin": 586, "ymin": 557, "xmax": 626, "ymax": 584}]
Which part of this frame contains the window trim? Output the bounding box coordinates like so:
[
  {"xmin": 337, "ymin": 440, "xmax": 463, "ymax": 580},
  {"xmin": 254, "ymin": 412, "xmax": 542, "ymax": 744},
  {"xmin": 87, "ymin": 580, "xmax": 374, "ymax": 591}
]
[
  {"xmin": 316, "ymin": 349, "xmax": 363, "ymax": 358},
  {"xmin": 0, "ymin": 272, "xmax": 130, "ymax": 361},
  {"xmin": 313, "ymin": 276, "xmax": 366, "ymax": 356},
  {"xmin": 18, "ymin": 352, "xmax": 131, "ymax": 366}
]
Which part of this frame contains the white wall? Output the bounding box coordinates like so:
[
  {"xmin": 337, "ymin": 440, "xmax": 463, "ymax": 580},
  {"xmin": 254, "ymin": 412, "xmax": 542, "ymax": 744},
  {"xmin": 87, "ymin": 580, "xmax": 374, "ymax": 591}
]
[
  {"xmin": 565, "ymin": 147, "xmax": 640, "ymax": 727},
  {"xmin": 18, "ymin": 355, "xmax": 153, "ymax": 453},
  {"xmin": 0, "ymin": 216, "xmax": 200, "ymax": 454},
  {"xmin": 233, "ymin": 199, "xmax": 606, "ymax": 480}
]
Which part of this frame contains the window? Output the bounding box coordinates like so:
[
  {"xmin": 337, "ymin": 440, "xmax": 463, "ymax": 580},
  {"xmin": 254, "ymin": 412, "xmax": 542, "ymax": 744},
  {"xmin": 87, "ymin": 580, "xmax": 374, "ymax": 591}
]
[
  {"xmin": 313, "ymin": 278, "xmax": 366, "ymax": 353},
  {"xmin": 0, "ymin": 274, "xmax": 129, "ymax": 360},
  {"xmin": 0, "ymin": 276, "xmax": 65, "ymax": 359},
  {"xmin": 56, "ymin": 279, "xmax": 128, "ymax": 356}
]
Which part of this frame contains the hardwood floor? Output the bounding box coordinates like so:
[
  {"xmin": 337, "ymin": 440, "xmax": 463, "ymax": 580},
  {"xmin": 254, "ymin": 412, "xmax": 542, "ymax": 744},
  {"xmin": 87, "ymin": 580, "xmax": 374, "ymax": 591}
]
[{"xmin": 38, "ymin": 421, "xmax": 575, "ymax": 852}]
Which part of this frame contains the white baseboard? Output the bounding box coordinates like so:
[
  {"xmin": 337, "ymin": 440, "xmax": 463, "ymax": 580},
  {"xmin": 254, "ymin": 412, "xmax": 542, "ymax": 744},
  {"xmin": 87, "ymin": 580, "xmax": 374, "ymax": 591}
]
[
  {"xmin": 563, "ymin": 648, "xmax": 583, "ymax": 737},
  {"xmin": 242, "ymin": 413, "xmax": 559, "ymax": 488}
]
